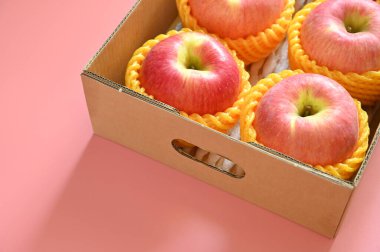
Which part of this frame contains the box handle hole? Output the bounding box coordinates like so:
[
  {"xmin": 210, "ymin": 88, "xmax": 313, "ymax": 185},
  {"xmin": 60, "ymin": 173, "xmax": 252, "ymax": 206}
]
[{"xmin": 171, "ymin": 139, "xmax": 245, "ymax": 179}]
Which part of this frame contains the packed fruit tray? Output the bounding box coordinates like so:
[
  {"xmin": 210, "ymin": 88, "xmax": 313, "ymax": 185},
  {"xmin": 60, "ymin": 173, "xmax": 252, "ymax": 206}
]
[{"xmin": 124, "ymin": 0, "xmax": 380, "ymax": 181}]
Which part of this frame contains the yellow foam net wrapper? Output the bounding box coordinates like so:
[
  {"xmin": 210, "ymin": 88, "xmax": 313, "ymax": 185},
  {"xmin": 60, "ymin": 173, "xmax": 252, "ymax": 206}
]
[
  {"xmin": 125, "ymin": 28, "xmax": 251, "ymax": 133},
  {"xmin": 176, "ymin": 0, "xmax": 295, "ymax": 65},
  {"xmin": 288, "ymin": 0, "xmax": 380, "ymax": 106},
  {"xmin": 240, "ymin": 70, "xmax": 370, "ymax": 180}
]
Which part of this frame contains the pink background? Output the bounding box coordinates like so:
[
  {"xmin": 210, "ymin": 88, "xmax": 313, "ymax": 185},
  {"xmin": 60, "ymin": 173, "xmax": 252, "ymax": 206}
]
[{"xmin": 1, "ymin": 0, "xmax": 380, "ymax": 251}]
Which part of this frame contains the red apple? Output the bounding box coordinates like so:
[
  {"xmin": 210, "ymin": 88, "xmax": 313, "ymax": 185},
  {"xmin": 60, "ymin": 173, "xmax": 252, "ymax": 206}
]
[
  {"xmin": 253, "ymin": 73, "xmax": 359, "ymax": 166},
  {"xmin": 139, "ymin": 31, "xmax": 241, "ymax": 115},
  {"xmin": 300, "ymin": 0, "xmax": 380, "ymax": 74},
  {"xmin": 188, "ymin": 0, "xmax": 286, "ymax": 39}
]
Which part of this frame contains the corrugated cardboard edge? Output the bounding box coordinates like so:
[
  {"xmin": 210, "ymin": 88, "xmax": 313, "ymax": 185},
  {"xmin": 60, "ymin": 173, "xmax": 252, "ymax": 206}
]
[
  {"xmin": 82, "ymin": 70, "xmax": 179, "ymax": 114},
  {"xmin": 247, "ymin": 142, "xmax": 354, "ymax": 188},
  {"xmin": 354, "ymin": 123, "xmax": 380, "ymax": 186}
]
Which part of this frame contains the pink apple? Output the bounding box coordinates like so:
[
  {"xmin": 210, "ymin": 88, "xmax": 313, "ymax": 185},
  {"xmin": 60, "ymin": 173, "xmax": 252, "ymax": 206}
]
[
  {"xmin": 188, "ymin": 0, "xmax": 286, "ymax": 39},
  {"xmin": 253, "ymin": 73, "xmax": 359, "ymax": 166},
  {"xmin": 301, "ymin": 0, "xmax": 380, "ymax": 74},
  {"xmin": 139, "ymin": 32, "xmax": 241, "ymax": 115}
]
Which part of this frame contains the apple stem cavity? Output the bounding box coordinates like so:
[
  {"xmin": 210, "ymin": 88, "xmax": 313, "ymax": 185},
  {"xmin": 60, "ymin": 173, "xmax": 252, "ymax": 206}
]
[
  {"xmin": 344, "ymin": 12, "xmax": 370, "ymax": 33},
  {"xmin": 188, "ymin": 64, "xmax": 197, "ymax": 70},
  {"xmin": 295, "ymin": 90, "xmax": 327, "ymax": 118},
  {"xmin": 177, "ymin": 36, "xmax": 208, "ymax": 71},
  {"xmin": 185, "ymin": 57, "xmax": 202, "ymax": 70},
  {"xmin": 345, "ymin": 25, "xmax": 353, "ymax": 33},
  {"xmin": 301, "ymin": 105, "xmax": 313, "ymax": 117},
  {"xmin": 182, "ymin": 48, "xmax": 205, "ymax": 71}
]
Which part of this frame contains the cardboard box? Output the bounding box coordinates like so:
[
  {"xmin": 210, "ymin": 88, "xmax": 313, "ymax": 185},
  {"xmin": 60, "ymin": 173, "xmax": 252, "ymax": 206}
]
[{"xmin": 81, "ymin": 0, "xmax": 380, "ymax": 238}]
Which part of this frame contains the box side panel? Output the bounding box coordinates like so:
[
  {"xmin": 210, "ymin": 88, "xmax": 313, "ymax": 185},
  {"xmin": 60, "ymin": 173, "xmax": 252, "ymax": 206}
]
[
  {"xmin": 82, "ymin": 75, "xmax": 353, "ymax": 238},
  {"xmin": 87, "ymin": 0, "xmax": 178, "ymax": 85}
]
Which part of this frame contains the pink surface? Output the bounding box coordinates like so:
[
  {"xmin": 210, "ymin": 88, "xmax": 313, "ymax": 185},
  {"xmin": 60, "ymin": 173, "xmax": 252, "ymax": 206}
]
[{"xmin": 0, "ymin": 0, "xmax": 380, "ymax": 251}]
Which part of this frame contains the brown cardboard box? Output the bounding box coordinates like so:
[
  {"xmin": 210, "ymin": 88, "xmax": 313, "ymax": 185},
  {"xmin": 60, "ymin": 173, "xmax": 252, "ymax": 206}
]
[{"xmin": 81, "ymin": 0, "xmax": 380, "ymax": 238}]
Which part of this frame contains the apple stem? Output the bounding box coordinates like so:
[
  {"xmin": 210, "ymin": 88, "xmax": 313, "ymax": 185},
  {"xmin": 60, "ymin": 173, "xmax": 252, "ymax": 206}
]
[
  {"xmin": 303, "ymin": 105, "xmax": 313, "ymax": 117},
  {"xmin": 346, "ymin": 25, "xmax": 353, "ymax": 33}
]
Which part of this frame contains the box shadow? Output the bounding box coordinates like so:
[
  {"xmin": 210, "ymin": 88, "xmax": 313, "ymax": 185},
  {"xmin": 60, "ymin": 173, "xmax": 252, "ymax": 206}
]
[{"xmin": 33, "ymin": 135, "xmax": 334, "ymax": 252}]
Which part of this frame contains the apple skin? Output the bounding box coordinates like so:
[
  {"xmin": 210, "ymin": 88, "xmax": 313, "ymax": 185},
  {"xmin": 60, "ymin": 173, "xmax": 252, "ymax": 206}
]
[
  {"xmin": 139, "ymin": 32, "xmax": 241, "ymax": 115},
  {"xmin": 253, "ymin": 73, "xmax": 359, "ymax": 166},
  {"xmin": 188, "ymin": 0, "xmax": 285, "ymax": 39},
  {"xmin": 300, "ymin": 0, "xmax": 380, "ymax": 74}
]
